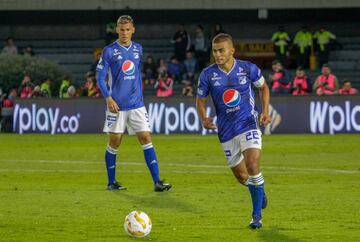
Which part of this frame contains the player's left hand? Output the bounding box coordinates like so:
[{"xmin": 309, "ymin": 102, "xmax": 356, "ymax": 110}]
[{"xmin": 259, "ymin": 113, "xmax": 271, "ymax": 126}]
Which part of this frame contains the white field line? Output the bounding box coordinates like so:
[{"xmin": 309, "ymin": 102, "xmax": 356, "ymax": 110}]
[{"xmin": 0, "ymin": 159, "xmax": 359, "ymax": 174}]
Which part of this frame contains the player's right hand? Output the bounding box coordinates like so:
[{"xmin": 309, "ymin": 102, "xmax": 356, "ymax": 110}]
[
  {"xmin": 202, "ymin": 117, "xmax": 217, "ymax": 130},
  {"xmin": 106, "ymin": 96, "xmax": 120, "ymax": 113}
]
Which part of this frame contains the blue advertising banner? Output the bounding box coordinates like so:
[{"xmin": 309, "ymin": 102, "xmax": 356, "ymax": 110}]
[{"xmin": 12, "ymin": 96, "xmax": 360, "ymax": 135}]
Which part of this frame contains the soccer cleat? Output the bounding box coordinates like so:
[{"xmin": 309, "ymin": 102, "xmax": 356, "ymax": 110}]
[
  {"xmin": 154, "ymin": 180, "xmax": 172, "ymax": 192},
  {"xmin": 249, "ymin": 215, "xmax": 262, "ymax": 229},
  {"xmin": 262, "ymin": 191, "xmax": 268, "ymax": 209},
  {"xmin": 107, "ymin": 181, "xmax": 127, "ymax": 191}
]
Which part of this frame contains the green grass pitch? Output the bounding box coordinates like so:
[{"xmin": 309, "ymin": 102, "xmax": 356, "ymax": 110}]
[{"xmin": 0, "ymin": 134, "xmax": 359, "ymax": 241}]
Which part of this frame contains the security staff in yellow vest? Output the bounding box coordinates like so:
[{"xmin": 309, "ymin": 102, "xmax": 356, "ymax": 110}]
[
  {"xmin": 271, "ymin": 26, "xmax": 290, "ymax": 66},
  {"xmin": 293, "ymin": 26, "xmax": 313, "ymax": 68},
  {"xmin": 313, "ymin": 27, "xmax": 336, "ymax": 68}
]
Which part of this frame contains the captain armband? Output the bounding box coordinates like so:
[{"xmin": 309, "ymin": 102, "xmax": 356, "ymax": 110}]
[{"xmin": 253, "ymin": 76, "xmax": 265, "ymax": 88}]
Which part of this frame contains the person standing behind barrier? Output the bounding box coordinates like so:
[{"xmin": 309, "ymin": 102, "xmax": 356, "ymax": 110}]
[
  {"xmin": 313, "ymin": 27, "xmax": 336, "ymax": 68},
  {"xmin": 292, "ymin": 67, "xmax": 311, "ymax": 95},
  {"xmin": 18, "ymin": 74, "xmax": 33, "ymax": 98},
  {"xmin": 40, "ymin": 78, "xmax": 52, "ymax": 97},
  {"xmin": 171, "ymin": 24, "xmax": 191, "ymax": 62},
  {"xmin": 293, "ymin": 26, "xmax": 312, "ymax": 68},
  {"xmin": 338, "ymin": 80, "xmax": 358, "ymax": 95},
  {"xmin": 271, "ymin": 26, "xmax": 290, "ymax": 66},
  {"xmin": 313, "ymin": 64, "xmax": 339, "ymax": 95},
  {"xmin": 268, "ymin": 60, "xmax": 291, "ymax": 94},
  {"xmin": 154, "ymin": 71, "xmax": 173, "ymax": 97},
  {"xmin": 193, "ymin": 25, "xmax": 210, "ymax": 70}
]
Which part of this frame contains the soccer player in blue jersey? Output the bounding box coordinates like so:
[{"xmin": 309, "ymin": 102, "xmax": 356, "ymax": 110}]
[
  {"xmin": 96, "ymin": 15, "xmax": 171, "ymax": 192},
  {"xmin": 196, "ymin": 33, "xmax": 271, "ymax": 229}
]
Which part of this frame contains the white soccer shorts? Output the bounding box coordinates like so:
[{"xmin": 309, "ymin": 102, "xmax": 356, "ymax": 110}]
[
  {"xmin": 103, "ymin": 106, "xmax": 151, "ymax": 134},
  {"xmin": 221, "ymin": 129, "xmax": 262, "ymax": 168}
]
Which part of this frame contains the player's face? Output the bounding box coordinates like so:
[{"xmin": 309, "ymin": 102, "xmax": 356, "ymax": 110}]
[
  {"xmin": 116, "ymin": 22, "xmax": 135, "ymax": 45},
  {"xmin": 212, "ymin": 41, "xmax": 235, "ymax": 65}
]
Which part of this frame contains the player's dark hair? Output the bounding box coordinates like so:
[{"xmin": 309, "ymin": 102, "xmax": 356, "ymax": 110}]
[{"xmin": 212, "ymin": 33, "xmax": 233, "ymax": 46}]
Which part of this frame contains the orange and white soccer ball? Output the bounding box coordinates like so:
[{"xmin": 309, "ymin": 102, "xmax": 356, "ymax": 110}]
[{"xmin": 124, "ymin": 211, "xmax": 152, "ymax": 238}]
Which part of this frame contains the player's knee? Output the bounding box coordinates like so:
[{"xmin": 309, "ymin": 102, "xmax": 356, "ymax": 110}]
[
  {"xmin": 234, "ymin": 172, "xmax": 248, "ymax": 185},
  {"xmin": 138, "ymin": 133, "xmax": 152, "ymax": 145},
  {"xmin": 109, "ymin": 136, "xmax": 122, "ymax": 148}
]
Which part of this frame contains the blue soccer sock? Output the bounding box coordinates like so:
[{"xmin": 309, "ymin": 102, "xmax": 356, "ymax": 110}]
[
  {"xmin": 105, "ymin": 144, "xmax": 118, "ymax": 186},
  {"xmin": 142, "ymin": 143, "xmax": 160, "ymax": 184},
  {"xmin": 248, "ymin": 173, "xmax": 265, "ymax": 218}
]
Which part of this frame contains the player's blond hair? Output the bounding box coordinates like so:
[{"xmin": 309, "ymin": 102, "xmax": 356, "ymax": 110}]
[
  {"xmin": 212, "ymin": 33, "xmax": 233, "ymax": 46},
  {"xmin": 117, "ymin": 15, "xmax": 134, "ymax": 25}
]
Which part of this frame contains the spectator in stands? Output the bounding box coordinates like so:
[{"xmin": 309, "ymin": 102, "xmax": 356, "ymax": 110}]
[
  {"xmin": 171, "ymin": 24, "xmax": 191, "ymax": 62},
  {"xmin": 84, "ymin": 71, "xmax": 101, "ymax": 97},
  {"xmin": 67, "ymin": 85, "xmax": 77, "ymax": 98},
  {"xmin": 211, "ymin": 23, "xmax": 226, "ymax": 40},
  {"xmin": 40, "ymin": 78, "xmax": 52, "ymax": 97},
  {"xmin": 271, "ymin": 26, "xmax": 290, "ymax": 66},
  {"xmin": 2, "ymin": 88, "xmax": 17, "ymax": 108},
  {"xmin": 293, "ymin": 26, "xmax": 313, "ymax": 68},
  {"xmin": 182, "ymin": 72, "xmax": 195, "ymax": 97},
  {"xmin": 154, "ymin": 71, "xmax": 173, "ymax": 97},
  {"xmin": 193, "ymin": 25, "xmax": 210, "ymax": 69},
  {"xmin": 18, "ymin": 74, "xmax": 34, "ymax": 98},
  {"xmin": 338, "ymin": 80, "xmax": 358, "ymax": 95},
  {"xmin": 268, "ymin": 60, "xmax": 291, "ymax": 94},
  {"xmin": 313, "ymin": 64, "xmax": 339, "ymax": 95},
  {"xmin": 142, "ymin": 55, "xmax": 157, "ymax": 85},
  {"xmin": 31, "ymin": 86, "xmax": 44, "ymax": 98},
  {"xmin": 292, "ymin": 67, "xmax": 311, "ymax": 95},
  {"xmin": 183, "ymin": 51, "xmax": 198, "ymax": 79},
  {"xmin": 22, "ymin": 45, "xmax": 35, "ymax": 56},
  {"xmin": 59, "ymin": 76, "xmax": 71, "ymax": 98},
  {"xmin": 313, "ymin": 27, "xmax": 336, "ymax": 68},
  {"xmin": 168, "ymin": 55, "xmax": 184, "ymax": 83},
  {"xmin": 2, "ymin": 37, "xmax": 18, "ymax": 55},
  {"xmin": 157, "ymin": 58, "xmax": 168, "ymax": 74}
]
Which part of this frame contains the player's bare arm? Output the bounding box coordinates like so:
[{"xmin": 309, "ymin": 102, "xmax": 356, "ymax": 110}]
[
  {"xmin": 258, "ymin": 82, "xmax": 271, "ymax": 126},
  {"xmin": 196, "ymin": 97, "xmax": 217, "ymax": 129}
]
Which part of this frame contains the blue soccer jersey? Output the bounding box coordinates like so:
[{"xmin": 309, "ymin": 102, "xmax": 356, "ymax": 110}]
[
  {"xmin": 197, "ymin": 59, "xmax": 265, "ymax": 143},
  {"xmin": 96, "ymin": 41, "xmax": 144, "ymax": 110}
]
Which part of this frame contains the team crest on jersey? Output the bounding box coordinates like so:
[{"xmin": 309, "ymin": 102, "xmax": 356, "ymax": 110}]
[
  {"xmin": 122, "ymin": 60, "xmax": 135, "ymax": 75},
  {"xmin": 133, "ymin": 52, "xmax": 139, "ymax": 59},
  {"xmin": 238, "ymin": 76, "xmax": 247, "ymax": 85},
  {"xmin": 223, "ymin": 89, "xmax": 241, "ymax": 107}
]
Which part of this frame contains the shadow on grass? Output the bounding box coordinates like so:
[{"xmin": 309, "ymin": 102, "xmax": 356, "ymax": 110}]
[
  {"xmin": 113, "ymin": 191, "xmax": 197, "ymax": 213},
  {"xmin": 257, "ymin": 226, "xmax": 304, "ymax": 242}
]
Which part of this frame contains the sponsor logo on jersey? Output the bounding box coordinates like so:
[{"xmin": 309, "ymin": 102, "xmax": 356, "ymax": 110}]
[
  {"xmin": 223, "ymin": 89, "xmax": 241, "ymax": 107},
  {"xmin": 211, "ymin": 72, "xmax": 221, "ymax": 81},
  {"xmin": 122, "ymin": 60, "xmax": 136, "ymax": 75}
]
